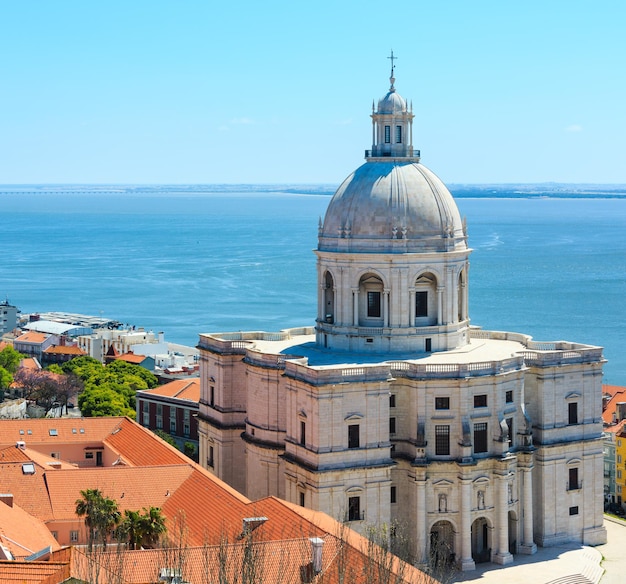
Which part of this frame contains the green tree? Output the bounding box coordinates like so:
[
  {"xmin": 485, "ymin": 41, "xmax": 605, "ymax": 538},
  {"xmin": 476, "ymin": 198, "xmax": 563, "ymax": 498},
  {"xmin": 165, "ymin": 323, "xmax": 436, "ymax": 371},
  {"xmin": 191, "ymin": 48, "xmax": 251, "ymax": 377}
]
[
  {"xmin": 183, "ymin": 442, "xmax": 196, "ymax": 459},
  {"xmin": 139, "ymin": 506, "xmax": 167, "ymax": 548},
  {"xmin": 106, "ymin": 359, "xmax": 158, "ymax": 389},
  {"xmin": 75, "ymin": 489, "xmax": 121, "ymax": 550},
  {"xmin": 120, "ymin": 509, "xmax": 144, "ymax": 550},
  {"xmin": 0, "ymin": 345, "xmax": 23, "ymax": 374},
  {"xmin": 78, "ymin": 386, "xmax": 135, "ymax": 417},
  {"xmin": 0, "ymin": 366, "xmax": 12, "ymax": 391},
  {"xmin": 154, "ymin": 429, "xmax": 177, "ymax": 447}
]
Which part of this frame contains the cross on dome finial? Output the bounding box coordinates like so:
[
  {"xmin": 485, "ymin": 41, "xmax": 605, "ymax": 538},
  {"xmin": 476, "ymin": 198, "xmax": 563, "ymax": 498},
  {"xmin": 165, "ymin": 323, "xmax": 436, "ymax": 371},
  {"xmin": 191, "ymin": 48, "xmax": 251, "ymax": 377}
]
[{"xmin": 388, "ymin": 50, "xmax": 397, "ymax": 92}]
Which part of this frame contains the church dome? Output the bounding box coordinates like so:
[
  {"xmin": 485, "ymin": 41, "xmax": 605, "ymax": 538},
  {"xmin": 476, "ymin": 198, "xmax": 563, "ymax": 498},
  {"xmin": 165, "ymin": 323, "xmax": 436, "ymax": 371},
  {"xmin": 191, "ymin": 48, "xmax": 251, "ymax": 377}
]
[
  {"xmin": 318, "ymin": 161, "xmax": 466, "ymax": 253},
  {"xmin": 377, "ymin": 89, "xmax": 407, "ymax": 113}
]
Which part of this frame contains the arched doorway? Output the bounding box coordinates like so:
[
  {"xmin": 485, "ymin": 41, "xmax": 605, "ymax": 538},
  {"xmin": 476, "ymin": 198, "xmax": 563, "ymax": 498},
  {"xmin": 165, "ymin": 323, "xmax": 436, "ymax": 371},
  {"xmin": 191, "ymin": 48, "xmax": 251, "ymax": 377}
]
[
  {"xmin": 324, "ymin": 271, "xmax": 335, "ymax": 323},
  {"xmin": 430, "ymin": 520, "xmax": 455, "ymax": 568},
  {"xmin": 508, "ymin": 510, "xmax": 518, "ymax": 555},
  {"xmin": 471, "ymin": 517, "xmax": 491, "ymax": 563}
]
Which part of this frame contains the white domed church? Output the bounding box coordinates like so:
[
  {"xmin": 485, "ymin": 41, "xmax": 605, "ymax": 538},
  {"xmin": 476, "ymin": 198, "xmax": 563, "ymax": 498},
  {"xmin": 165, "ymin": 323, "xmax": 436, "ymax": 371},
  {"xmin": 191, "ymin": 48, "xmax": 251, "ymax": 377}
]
[{"xmin": 197, "ymin": 60, "xmax": 606, "ymax": 571}]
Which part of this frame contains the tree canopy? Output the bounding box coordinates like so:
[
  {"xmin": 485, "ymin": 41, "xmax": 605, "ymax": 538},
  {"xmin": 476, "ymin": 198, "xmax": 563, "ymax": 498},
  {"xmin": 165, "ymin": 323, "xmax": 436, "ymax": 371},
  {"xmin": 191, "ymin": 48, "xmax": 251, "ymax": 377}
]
[
  {"xmin": 75, "ymin": 489, "xmax": 121, "ymax": 549},
  {"xmin": 0, "ymin": 345, "xmax": 23, "ymax": 374},
  {"xmin": 58, "ymin": 356, "xmax": 158, "ymax": 418}
]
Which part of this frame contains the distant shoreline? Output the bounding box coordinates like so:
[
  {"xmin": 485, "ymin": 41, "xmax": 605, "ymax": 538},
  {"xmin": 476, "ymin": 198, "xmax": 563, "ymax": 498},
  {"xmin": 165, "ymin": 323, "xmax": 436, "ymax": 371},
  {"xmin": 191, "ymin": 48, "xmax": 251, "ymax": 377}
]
[{"xmin": 1, "ymin": 183, "xmax": 626, "ymax": 199}]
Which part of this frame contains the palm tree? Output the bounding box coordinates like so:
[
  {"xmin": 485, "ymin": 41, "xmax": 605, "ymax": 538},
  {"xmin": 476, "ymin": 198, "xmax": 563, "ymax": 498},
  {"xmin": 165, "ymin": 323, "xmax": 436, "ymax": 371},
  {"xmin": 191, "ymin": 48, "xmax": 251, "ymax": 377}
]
[
  {"xmin": 120, "ymin": 509, "xmax": 144, "ymax": 550},
  {"xmin": 75, "ymin": 489, "xmax": 121, "ymax": 550},
  {"xmin": 139, "ymin": 506, "xmax": 167, "ymax": 548}
]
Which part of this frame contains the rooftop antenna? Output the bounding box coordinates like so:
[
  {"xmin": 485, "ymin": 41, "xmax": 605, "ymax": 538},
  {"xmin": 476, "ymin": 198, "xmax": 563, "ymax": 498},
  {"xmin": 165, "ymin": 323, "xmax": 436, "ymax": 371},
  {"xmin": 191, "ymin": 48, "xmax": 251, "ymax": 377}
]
[{"xmin": 388, "ymin": 49, "xmax": 397, "ymax": 91}]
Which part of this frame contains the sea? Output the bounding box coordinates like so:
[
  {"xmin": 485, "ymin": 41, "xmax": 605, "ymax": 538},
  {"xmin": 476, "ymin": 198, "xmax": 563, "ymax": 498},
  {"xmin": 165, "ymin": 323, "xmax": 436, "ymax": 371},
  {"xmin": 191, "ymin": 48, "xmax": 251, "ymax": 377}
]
[{"xmin": 1, "ymin": 183, "xmax": 625, "ymax": 385}]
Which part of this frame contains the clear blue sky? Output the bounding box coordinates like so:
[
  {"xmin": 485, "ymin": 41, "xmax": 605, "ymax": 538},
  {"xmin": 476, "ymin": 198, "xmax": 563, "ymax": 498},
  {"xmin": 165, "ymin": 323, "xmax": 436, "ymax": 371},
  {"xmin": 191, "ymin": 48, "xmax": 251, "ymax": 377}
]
[{"xmin": 1, "ymin": 1, "xmax": 624, "ymax": 184}]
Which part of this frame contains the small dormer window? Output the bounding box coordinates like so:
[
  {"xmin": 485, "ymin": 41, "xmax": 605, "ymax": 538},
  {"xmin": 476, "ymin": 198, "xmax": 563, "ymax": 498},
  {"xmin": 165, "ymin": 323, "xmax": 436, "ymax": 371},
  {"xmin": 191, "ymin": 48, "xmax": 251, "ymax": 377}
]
[{"xmin": 395, "ymin": 125, "xmax": 402, "ymax": 143}]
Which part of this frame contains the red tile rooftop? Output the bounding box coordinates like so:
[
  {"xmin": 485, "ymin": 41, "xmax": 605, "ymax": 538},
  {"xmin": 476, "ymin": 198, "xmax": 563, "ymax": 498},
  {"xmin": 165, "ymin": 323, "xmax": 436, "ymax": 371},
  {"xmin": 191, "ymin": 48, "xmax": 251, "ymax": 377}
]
[
  {"xmin": 138, "ymin": 378, "xmax": 200, "ymax": 402},
  {"xmin": 14, "ymin": 332, "xmax": 48, "ymax": 344}
]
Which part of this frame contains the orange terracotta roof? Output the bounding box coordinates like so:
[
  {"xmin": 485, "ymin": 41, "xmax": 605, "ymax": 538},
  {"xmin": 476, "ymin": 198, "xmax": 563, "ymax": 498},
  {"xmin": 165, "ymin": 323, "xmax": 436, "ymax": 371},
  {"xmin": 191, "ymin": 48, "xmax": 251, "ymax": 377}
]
[
  {"xmin": 0, "ymin": 561, "xmax": 70, "ymax": 583},
  {"xmin": 0, "ymin": 462, "xmax": 54, "ymax": 520},
  {"xmin": 0, "ymin": 498, "xmax": 61, "ymax": 559},
  {"xmin": 43, "ymin": 465, "xmax": 195, "ymax": 521},
  {"xmin": 0, "ymin": 445, "xmax": 31, "ymax": 463},
  {"xmin": 605, "ymin": 419, "xmax": 626, "ymax": 435},
  {"xmin": 104, "ymin": 418, "xmax": 188, "ymax": 467},
  {"xmin": 14, "ymin": 331, "xmax": 48, "ymax": 344},
  {"xmin": 0, "ymin": 418, "xmax": 123, "ymax": 448},
  {"xmin": 19, "ymin": 357, "xmax": 41, "ymax": 370},
  {"xmin": 43, "ymin": 345, "xmax": 86, "ymax": 355},
  {"xmin": 116, "ymin": 352, "xmax": 147, "ymax": 364},
  {"xmin": 602, "ymin": 385, "xmax": 626, "ymax": 425},
  {"xmin": 139, "ymin": 378, "xmax": 200, "ymax": 403}
]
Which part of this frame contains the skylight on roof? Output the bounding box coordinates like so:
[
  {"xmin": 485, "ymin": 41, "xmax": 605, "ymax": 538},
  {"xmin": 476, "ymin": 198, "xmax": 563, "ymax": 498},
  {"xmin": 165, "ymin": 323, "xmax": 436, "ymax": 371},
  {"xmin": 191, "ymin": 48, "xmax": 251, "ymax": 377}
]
[
  {"xmin": 49, "ymin": 429, "xmax": 58, "ymax": 436},
  {"xmin": 22, "ymin": 463, "xmax": 35, "ymax": 475},
  {"xmin": 80, "ymin": 428, "xmax": 85, "ymax": 433},
  {"xmin": 27, "ymin": 430, "xmax": 32, "ymax": 435},
  {"xmin": 19, "ymin": 429, "xmax": 24, "ymax": 435},
  {"xmin": 72, "ymin": 428, "xmax": 77, "ymax": 434}
]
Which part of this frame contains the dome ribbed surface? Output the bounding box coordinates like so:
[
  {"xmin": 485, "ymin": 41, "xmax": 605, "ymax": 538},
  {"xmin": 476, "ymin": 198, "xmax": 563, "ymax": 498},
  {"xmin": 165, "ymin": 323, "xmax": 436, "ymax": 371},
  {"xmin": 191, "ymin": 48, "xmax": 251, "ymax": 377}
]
[
  {"xmin": 377, "ymin": 90, "xmax": 407, "ymax": 113},
  {"xmin": 319, "ymin": 161, "xmax": 466, "ymax": 253}
]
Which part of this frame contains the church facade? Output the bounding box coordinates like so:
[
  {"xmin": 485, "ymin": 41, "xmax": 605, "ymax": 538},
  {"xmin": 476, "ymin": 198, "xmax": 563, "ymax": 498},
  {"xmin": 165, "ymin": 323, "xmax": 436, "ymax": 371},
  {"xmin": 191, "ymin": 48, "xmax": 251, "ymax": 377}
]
[{"xmin": 197, "ymin": 63, "xmax": 606, "ymax": 571}]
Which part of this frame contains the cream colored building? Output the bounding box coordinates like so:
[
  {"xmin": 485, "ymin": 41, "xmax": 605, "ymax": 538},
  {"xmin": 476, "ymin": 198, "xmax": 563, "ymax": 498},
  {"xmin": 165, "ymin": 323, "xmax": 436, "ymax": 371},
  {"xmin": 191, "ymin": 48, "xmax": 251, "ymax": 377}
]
[{"xmin": 197, "ymin": 63, "xmax": 606, "ymax": 571}]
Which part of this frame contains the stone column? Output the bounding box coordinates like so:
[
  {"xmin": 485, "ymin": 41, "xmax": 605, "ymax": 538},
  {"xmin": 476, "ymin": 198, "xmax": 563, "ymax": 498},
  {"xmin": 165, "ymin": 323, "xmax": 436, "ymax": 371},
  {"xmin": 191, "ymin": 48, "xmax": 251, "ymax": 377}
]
[
  {"xmin": 409, "ymin": 288, "xmax": 416, "ymax": 325},
  {"xmin": 383, "ymin": 289, "xmax": 390, "ymax": 328},
  {"xmin": 352, "ymin": 289, "xmax": 359, "ymax": 326},
  {"xmin": 494, "ymin": 474, "xmax": 513, "ymax": 565},
  {"xmin": 459, "ymin": 478, "xmax": 475, "ymax": 571},
  {"xmin": 520, "ymin": 465, "xmax": 537, "ymax": 554},
  {"xmin": 415, "ymin": 476, "xmax": 427, "ymax": 565},
  {"xmin": 437, "ymin": 286, "xmax": 444, "ymax": 326}
]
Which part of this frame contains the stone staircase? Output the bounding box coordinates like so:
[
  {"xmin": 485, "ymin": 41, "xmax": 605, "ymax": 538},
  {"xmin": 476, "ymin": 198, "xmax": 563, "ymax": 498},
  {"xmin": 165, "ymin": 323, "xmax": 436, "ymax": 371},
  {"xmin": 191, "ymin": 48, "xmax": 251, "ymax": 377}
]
[{"xmin": 545, "ymin": 546, "xmax": 604, "ymax": 584}]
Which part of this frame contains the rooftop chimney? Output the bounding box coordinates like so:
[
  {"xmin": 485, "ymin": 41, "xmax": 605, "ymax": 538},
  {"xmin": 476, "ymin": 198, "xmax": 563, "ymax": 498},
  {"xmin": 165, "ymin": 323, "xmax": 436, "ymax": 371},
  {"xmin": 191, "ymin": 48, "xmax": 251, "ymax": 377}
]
[
  {"xmin": 309, "ymin": 537, "xmax": 324, "ymax": 573},
  {"xmin": 15, "ymin": 441, "xmax": 25, "ymax": 450}
]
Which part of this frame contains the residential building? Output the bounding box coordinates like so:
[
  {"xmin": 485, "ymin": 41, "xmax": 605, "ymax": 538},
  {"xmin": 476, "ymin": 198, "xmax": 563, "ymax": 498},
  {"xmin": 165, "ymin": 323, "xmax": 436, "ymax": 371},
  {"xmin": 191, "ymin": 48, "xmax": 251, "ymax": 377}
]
[
  {"xmin": 0, "ymin": 299, "xmax": 18, "ymax": 335},
  {"xmin": 197, "ymin": 63, "xmax": 607, "ymax": 570},
  {"xmin": 13, "ymin": 332, "xmax": 55, "ymax": 361},
  {"xmin": 136, "ymin": 378, "xmax": 200, "ymax": 454},
  {"xmin": 0, "ymin": 416, "xmax": 437, "ymax": 584}
]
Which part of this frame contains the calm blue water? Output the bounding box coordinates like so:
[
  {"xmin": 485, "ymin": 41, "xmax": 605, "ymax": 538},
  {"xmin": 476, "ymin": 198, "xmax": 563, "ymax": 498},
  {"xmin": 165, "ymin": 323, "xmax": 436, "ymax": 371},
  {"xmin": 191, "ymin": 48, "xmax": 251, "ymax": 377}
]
[{"xmin": 1, "ymin": 186, "xmax": 625, "ymax": 385}]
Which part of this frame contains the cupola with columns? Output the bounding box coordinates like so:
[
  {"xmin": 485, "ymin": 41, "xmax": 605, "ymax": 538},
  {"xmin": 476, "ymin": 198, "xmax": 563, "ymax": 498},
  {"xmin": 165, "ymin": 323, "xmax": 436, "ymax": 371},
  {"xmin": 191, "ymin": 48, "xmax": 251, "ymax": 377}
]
[{"xmin": 315, "ymin": 53, "xmax": 471, "ymax": 354}]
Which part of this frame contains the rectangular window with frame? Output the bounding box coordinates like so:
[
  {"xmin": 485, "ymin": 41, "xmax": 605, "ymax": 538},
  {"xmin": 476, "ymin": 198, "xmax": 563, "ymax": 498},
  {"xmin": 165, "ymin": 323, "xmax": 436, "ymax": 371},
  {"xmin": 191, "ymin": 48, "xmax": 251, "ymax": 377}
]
[
  {"xmin": 367, "ymin": 291, "xmax": 381, "ymax": 317},
  {"xmin": 474, "ymin": 394, "xmax": 487, "ymax": 408},
  {"xmin": 299, "ymin": 492, "xmax": 305, "ymax": 507},
  {"xmin": 208, "ymin": 446, "xmax": 214, "ymax": 468},
  {"xmin": 300, "ymin": 420, "xmax": 306, "ymax": 446},
  {"xmin": 618, "ymin": 454, "xmax": 622, "ymax": 463},
  {"xmin": 384, "ymin": 125, "xmax": 391, "ymax": 143},
  {"xmin": 348, "ymin": 496, "xmax": 361, "ymax": 521},
  {"xmin": 474, "ymin": 422, "xmax": 488, "ymax": 453},
  {"xmin": 505, "ymin": 390, "xmax": 513, "ymax": 403},
  {"xmin": 569, "ymin": 467, "xmax": 579, "ymax": 490},
  {"xmin": 70, "ymin": 530, "xmax": 79, "ymax": 542},
  {"xmin": 435, "ymin": 425, "xmax": 450, "ymax": 456},
  {"xmin": 389, "ymin": 417, "xmax": 396, "ymax": 435},
  {"xmin": 435, "ymin": 397, "xmax": 450, "ymax": 410},
  {"xmin": 389, "ymin": 394, "xmax": 396, "ymax": 408},
  {"xmin": 395, "ymin": 125, "xmax": 402, "ymax": 143},
  {"xmin": 568, "ymin": 402, "xmax": 578, "ymax": 425},
  {"xmin": 183, "ymin": 422, "xmax": 190, "ymax": 437},
  {"xmin": 142, "ymin": 400, "xmax": 149, "ymax": 412},
  {"xmin": 210, "ymin": 386, "xmax": 215, "ymax": 407},
  {"xmin": 348, "ymin": 424, "xmax": 360, "ymax": 449},
  {"xmin": 391, "ymin": 485, "xmax": 397, "ymax": 504},
  {"xmin": 415, "ymin": 291, "xmax": 428, "ymax": 317},
  {"xmin": 618, "ymin": 470, "xmax": 622, "ymax": 479},
  {"xmin": 569, "ymin": 506, "xmax": 579, "ymax": 516}
]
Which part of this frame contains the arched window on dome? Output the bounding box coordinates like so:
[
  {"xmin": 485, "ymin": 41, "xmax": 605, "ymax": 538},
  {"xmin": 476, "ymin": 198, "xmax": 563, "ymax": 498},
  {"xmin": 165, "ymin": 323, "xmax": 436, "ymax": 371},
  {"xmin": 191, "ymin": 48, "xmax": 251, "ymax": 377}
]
[
  {"xmin": 358, "ymin": 274, "xmax": 384, "ymax": 327},
  {"xmin": 458, "ymin": 269, "xmax": 467, "ymax": 322},
  {"xmin": 324, "ymin": 271, "xmax": 335, "ymax": 324},
  {"xmin": 414, "ymin": 273, "xmax": 437, "ymax": 326}
]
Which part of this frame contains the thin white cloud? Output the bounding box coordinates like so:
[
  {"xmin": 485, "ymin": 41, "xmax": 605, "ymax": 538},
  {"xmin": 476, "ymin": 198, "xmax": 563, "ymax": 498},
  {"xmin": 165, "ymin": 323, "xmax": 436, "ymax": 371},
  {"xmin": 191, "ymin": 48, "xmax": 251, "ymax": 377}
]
[
  {"xmin": 565, "ymin": 124, "xmax": 583, "ymax": 132},
  {"xmin": 231, "ymin": 117, "xmax": 255, "ymax": 125}
]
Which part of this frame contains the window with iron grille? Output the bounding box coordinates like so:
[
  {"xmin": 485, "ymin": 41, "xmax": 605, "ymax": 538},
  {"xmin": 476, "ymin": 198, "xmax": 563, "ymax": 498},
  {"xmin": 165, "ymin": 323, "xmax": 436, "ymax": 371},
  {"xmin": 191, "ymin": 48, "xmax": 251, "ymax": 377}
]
[
  {"xmin": 435, "ymin": 425, "xmax": 450, "ymax": 456},
  {"xmin": 474, "ymin": 422, "xmax": 488, "ymax": 453}
]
